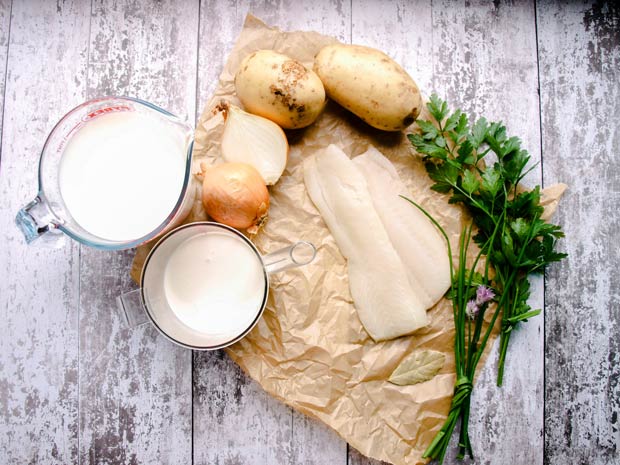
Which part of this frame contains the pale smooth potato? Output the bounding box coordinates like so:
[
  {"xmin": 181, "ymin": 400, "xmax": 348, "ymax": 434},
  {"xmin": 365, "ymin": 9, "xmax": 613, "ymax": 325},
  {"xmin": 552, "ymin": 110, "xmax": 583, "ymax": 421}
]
[
  {"xmin": 235, "ymin": 50, "xmax": 326, "ymax": 129},
  {"xmin": 313, "ymin": 44, "xmax": 422, "ymax": 131}
]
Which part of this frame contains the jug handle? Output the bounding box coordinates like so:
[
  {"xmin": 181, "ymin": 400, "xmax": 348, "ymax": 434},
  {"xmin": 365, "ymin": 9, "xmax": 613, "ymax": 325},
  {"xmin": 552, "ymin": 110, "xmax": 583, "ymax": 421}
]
[
  {"xmin": 262, "ymin": 241, "xmax": 317, "ymax": 274},
  {"xmin": 15, "ymin": 196, "xmax": 65, "ymax": 247}
]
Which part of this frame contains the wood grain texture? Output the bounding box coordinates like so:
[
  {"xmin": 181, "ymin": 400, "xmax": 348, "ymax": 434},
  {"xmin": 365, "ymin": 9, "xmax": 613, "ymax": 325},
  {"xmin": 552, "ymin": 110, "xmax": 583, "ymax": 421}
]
[
  {"xmin": 352, "ymin": 0, "xmax": 433, "ymax": 92},
  {"xmin": 77, "ymin": 1, "xmax": 198, "ymax": 464},
  {"xmin": 192, "ymin": 2, "xmax": 350, "ymax": 464},
  {"xmin": 0, "ymin": 1, "xmax": 88, "ymax": 463},
  {"xmin": 196, "ymin": 0, "xmax": 239, "ymax": 118},
  {"xmin": 538, "ymin": 2, "xmax": 620, "ymax": 464},
  {"xmin": 0, "ymin": 0, "xmax": 10, "ymax": 134}
]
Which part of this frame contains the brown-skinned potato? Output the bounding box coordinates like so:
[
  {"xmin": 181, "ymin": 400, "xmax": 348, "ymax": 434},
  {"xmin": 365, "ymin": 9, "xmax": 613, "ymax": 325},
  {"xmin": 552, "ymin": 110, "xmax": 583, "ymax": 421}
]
[
  {"xmin": 235, "ymin": 50, "xmax": 326, "ymax": 129},
  {"xmin": 314, "ymin": 44, "xmax": 422, "ymax": 131}
]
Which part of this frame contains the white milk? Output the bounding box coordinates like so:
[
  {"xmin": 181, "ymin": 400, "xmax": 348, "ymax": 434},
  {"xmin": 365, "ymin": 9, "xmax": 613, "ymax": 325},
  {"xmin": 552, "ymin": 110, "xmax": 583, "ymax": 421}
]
[
  {"xmin": 59, "ymin": 110, "xmax": 187, "ymax": 241},
  {"xmin": 163, "ymin": 232, "xmax": 266, "ymax": 339}
]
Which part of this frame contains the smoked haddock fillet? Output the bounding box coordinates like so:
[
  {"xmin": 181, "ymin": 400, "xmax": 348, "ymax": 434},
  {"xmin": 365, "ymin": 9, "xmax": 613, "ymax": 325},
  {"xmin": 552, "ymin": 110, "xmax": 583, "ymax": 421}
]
[
  {"xmin": 353, "ymin": 147, "xmax": 450, "ymax": 309},
  {"xmin": 303, "ymin": 144, "xmax": 428, "ymax": 341}
]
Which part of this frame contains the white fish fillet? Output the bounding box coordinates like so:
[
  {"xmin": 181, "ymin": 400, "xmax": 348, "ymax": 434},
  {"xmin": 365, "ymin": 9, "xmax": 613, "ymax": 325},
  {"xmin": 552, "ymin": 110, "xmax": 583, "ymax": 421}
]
[
  {"xmin": 353, "ymin": 147, "xmax": 451, "ymax": 309},
  {"xmin": 303, "ymin": 144, "xmax": 428, "ymax": 341}
]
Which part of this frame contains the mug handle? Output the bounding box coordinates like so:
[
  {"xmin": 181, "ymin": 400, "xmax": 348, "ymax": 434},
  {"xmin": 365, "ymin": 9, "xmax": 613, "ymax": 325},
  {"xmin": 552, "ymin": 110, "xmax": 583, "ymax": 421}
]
[
  {"xmin": 262, "ymin": 241, "xmax": 317, "ymax": 274},
  {"xmin": 117, "ymin": 289, "xmax": 150, "ymax": 328}
]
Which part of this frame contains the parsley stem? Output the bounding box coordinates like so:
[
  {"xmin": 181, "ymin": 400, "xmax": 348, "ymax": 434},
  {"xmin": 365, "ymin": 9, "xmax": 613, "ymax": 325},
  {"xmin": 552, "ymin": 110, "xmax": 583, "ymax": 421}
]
[
  {"xmin": 497, "ymin": 331, "xmax": 511, "ymax": 386},
  {"xmin": 496, "ymin": 211, "xmax": 541, "ymax": 384},
  {"xmin": 451, "ymin": 182, "xmax": 497, "ymax": 225}
]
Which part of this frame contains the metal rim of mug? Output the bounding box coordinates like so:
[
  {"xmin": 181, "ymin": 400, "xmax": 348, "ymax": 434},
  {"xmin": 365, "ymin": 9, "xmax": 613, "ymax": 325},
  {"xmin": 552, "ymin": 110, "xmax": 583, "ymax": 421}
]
[{"xmin": 139, "ymin": 221, "xmax": 270, "ymax": 351}]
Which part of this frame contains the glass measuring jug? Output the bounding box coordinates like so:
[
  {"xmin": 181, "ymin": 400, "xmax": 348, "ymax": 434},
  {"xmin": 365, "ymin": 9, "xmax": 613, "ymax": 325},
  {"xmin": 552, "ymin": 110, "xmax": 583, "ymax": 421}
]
[
  {"xmin": 118, "ymin": 222, "xmax": 317, "ymax": 350},
  {"xmin": 16, "ymin": 97, "xmax": 195, "ymax": 250}
]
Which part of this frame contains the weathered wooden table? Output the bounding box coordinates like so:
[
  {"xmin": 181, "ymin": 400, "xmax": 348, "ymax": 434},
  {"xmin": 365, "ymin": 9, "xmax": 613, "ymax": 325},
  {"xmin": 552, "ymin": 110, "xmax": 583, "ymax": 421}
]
[{"xmin": 0, "ymin": 1, "xmax": 618, "ymax": 464}]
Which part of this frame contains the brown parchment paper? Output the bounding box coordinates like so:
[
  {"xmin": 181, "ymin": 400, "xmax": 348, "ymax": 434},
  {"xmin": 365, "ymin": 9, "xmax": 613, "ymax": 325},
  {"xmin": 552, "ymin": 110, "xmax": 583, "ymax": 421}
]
[{"xmin": 131, "ymin": 15, "xmax": 566, "ymax": 465}]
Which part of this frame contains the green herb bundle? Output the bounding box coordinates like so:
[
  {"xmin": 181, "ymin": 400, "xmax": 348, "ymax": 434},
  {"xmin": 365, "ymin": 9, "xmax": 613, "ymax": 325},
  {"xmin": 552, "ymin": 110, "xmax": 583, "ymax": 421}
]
[
  {"xmin": 400, "ymin": 205, "xmax": 495, "ymax": 462},
  {"xmin": 406, "ymin": 95, "xmax": 567, "ymax": 461}
]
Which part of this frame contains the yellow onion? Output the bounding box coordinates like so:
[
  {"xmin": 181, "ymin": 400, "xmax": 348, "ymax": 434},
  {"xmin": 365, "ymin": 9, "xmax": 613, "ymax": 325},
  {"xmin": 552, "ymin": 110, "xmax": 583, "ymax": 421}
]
[
  {"xmin": 200, "ymin": 162, "xmax": 269, "ymax": 234},
  {"xmin": 221, "ymin": 104, "xmax": 289, "ymax": 185}
]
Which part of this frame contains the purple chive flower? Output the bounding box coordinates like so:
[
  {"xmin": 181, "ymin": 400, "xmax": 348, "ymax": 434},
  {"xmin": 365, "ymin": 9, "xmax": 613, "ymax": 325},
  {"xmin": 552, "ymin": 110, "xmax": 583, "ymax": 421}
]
[
  {"xmin": 475, "ymin": 285, "xmax": 495, "ymax": 306},
  {"xmin": 466, "ymin": 300, "xmax": 479, "ymax": 320}
]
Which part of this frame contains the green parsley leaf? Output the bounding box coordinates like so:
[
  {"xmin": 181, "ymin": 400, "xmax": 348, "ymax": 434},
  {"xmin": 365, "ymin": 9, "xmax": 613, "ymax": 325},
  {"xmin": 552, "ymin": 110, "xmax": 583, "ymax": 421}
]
[
  {"xmin": 425, "ymin": 161, "xmax": 459, "ymax": 193},
  {"xmin": 417, "ymin": 120, "xmax": 439, "ymax": 140},
  {"xmin": 502, "ymin": 149, "xmax": 531, "ymax": 183},
  {"xmin": 444, "ymin": 109, "xmax": 462, "ymax": 132},
  {"xmin": 428, "ymin": 93, "xmax": 449, "ymax": 122},
  {"xmin": 461, "ymin": 170, "xmax": 479, "ymax": 194},
  {"xmin": 508, "ymin": 187, "xmax": 543, "ymax": 218},
  {"xmin": 457, "ymin": 139, "xmax": 476, "ymax": 165},
  {"xmin": 481, "ymin": 167, "xmax": 502, "ymax": 197},
  {"xmin": 510, "ymin": 218, "xmax": 529, "ymax": 241},
  {"xmin": 501, "ymin": 136, "xmax": 522, "ymax": 157},
  {"xmin": 470, "ymin": 117, "xmax": 488, "ymax": 147}
]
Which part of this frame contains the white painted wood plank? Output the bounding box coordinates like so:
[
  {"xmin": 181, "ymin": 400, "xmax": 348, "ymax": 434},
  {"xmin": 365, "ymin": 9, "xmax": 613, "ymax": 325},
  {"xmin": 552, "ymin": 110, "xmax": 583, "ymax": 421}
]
[
  {"xmin": 350, "ymin": 1, "xmax": 543, "ymax": 464},
  {"xmin": 537, "ymin": 2, "xmax": 620, "ymax": 464},
  {"xmin": 238, "ymin": 0, "xmax": 350, "ymax": 44},
  {"xmin": 195, "ymin": 0, "xmax": 239, "ymax": 118},
  {"xmin": 193, "ymin": 2, "xmax": 350, "ymax": 464},
  {"xmin": 0, "ymin": 1, "xmax": 88, "ymax": 463},
  {"xmin": 0, "ymin": 0, "xmax": 10, "ymax": 134},
  {"xmin": 352, "ymin": 0, "xmax": 433, "ymax": 94},
  {"xmin": 194, "ymin": 351, "xmax": 297, "ymax": 464},
  {"xmin": 77, "ymin": 1, "xmax": 199, "ymax": 464}
]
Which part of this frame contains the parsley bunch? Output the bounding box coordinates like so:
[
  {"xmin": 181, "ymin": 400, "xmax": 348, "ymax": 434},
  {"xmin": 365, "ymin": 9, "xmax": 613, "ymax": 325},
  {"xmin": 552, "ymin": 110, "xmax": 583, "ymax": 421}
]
[
  {"xmin": 406, "ymin": 95, "xmax": 567, "ymax": 462},
  {"xmin": 409, "ymin": 95, "xmax": 566, "ymax": 386}
]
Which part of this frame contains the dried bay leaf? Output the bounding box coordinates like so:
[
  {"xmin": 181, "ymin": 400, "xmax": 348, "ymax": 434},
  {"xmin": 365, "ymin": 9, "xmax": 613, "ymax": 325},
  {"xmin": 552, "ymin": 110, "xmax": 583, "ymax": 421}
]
[{"xmin": 388, "ymin": 350, "xmax": 446, "ymax": 386}]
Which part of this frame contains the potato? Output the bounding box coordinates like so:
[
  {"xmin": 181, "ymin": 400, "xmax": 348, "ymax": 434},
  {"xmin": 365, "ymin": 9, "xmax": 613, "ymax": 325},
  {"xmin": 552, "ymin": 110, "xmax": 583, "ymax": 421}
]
[
  {"xmin": 235, "ymin": 50, "xmax": 326, "ymax": 129},
  {"xmin": 314, "ymin": 44, "xmax": 422, "ymax": 131}
]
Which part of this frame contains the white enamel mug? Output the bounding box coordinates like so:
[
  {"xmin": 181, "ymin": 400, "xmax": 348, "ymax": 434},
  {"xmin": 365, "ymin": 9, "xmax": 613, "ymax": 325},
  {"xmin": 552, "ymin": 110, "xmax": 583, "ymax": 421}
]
[{"xmin": 119, "ymin": 222, "xmax": 317, "ymax": 350}]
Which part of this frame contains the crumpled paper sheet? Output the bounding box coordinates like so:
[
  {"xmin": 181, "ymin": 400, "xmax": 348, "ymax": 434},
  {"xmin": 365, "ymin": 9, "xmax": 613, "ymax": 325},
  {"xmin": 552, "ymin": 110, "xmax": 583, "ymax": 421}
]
[{"xmin": 131, "ymin": 15, "xmax": 566, "ymax": 465}]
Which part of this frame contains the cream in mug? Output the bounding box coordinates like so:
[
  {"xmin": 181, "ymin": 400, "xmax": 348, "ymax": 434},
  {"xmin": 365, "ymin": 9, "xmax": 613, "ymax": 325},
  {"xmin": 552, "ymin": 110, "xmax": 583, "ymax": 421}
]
[
  {"xmin": 163, "ymin": 231, "xmax": 266, "ymax": 340},
  {"xmin": 59, "ymin": 110, "xmax": 187, "ymax": 241}
]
